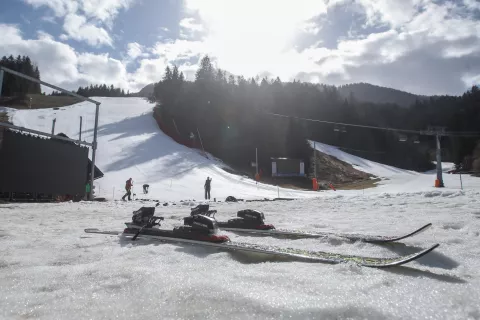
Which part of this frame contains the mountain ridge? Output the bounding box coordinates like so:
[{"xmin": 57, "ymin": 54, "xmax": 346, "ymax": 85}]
[{"xmin": 135, "ymin": 81, "xmax": 437, "ymax": 107}]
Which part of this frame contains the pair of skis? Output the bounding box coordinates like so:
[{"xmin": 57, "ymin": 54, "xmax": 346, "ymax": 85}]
[{"xmin": 85, "ymin": 222, "xmax": 438, "ymax": 268}]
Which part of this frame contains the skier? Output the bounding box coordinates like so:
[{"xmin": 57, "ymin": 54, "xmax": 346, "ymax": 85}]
[
  {"xmin": 204, "ymin": 177, "xmax": 212, "ymax": 200},
  {"xmin": 143, "ymin": 184, "xmax": 149, "ymax": 194},
  {"xmin": 122, "ymin": 178, "xmax": 133, "ymax": 201}
]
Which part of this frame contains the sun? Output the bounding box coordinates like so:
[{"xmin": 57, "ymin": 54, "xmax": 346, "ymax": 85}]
[{"xmin": 184, "ymin": 0, "xmax": 327, "ymax": 79}]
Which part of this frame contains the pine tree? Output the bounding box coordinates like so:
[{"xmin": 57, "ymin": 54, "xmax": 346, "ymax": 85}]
[
  {"xmin": 195, "ymin": 56, "xmax": 215, "ymax": 83},
  {"xmin": 163, "ymin": 66, "xmax": 172, "ymax": 81}
]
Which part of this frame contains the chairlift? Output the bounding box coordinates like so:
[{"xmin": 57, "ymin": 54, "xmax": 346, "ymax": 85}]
[
  {"xmin": 399, "ymin": 134, "xmax": 408, "ymax": 142},
  {"xmin": 341, "ymin": 126, "xmax": 347, "ymax": 133},
  {"xmin": 413, "ymin": 136, "xmax": 420, "ymax": 144},
  {"xmin": 333, "ymin": 125, "xmax": 340, "ymax": 132}
]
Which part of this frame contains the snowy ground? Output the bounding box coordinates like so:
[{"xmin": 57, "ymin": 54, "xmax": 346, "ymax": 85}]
[
  {"xmin": 3, "ymin": 98, "xmax": 480, "ymax": 319},
  {"xmin": 1, "ymin": 189, "xmax": 480, "ymax": 319}
]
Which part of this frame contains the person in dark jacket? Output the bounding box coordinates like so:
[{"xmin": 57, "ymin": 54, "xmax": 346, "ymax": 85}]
[
  {"xmin": 143, "ymin": 184, "xmax": 149, "ymax": 194},
  {"xmin": 204, "ymin": 177, "xmax": 212, "ymax": 200},
  {"xmin": 122, "ymin": 178, "xmax": 133, "ymax": 201}
]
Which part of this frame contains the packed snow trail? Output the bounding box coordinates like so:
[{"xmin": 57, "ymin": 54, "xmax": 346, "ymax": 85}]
[{"xmin": 8, "ymin": 97, "xmax": 316, "ymax": 201}]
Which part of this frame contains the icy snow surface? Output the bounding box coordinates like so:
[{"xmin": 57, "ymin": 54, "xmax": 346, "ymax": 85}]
[
  {"xmin": 2, "ymin": 192, "xmax": 480, "ymax": 320},
  {"xmin": 2, "ymin": 98, "xmax": 480, "ymax": 319}
]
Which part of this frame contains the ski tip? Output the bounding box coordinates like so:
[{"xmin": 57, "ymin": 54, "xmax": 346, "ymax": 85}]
[
  {"xmin": 84, "ymin": 228, "xmax": 100, "ymax": 232},
  {"xmin": 362, "ymin": 243, "xmax": 440, "ymax": 268}
]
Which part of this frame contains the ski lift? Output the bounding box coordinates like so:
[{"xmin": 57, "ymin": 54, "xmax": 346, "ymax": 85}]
[
  {"xmin": 413, "ymin": 135, "xmax": 420, "ymax": 144},
  {"xmin": 341, "ymin": 126, "xmax": 347, "ymax": 133},
  {"xmin": 399, "ymin": 134, "xmax": 408, "ymax": 142},
  {"xmin": 333, "ymin": 125, "xmax": 340, "ymax": 132}
]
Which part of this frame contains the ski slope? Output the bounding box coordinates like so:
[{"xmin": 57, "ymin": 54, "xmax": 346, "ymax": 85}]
[
  {"xmin": 8, "ymin": 97, "xmax": 315, "ymax": 201},
  {"xmin": 309, "ymin": 140, "xmax": 413, "ymax": 178},
  {"xmin": 309, "ymin": 140, "xmax": 474, "ymax": 194}
]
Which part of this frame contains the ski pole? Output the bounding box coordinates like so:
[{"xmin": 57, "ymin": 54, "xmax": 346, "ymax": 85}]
[{"xmin": 132, "ymin": 224, "xmax": 146, "ymax": 241}]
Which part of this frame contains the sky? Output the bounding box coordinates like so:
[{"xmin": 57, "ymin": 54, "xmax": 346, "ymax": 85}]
[{"xmin": 0, "ymin": 0, "xmax": 479, "ymax": 96}]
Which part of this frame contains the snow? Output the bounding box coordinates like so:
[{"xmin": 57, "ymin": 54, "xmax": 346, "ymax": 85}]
[
  {"xmin": 309, "ymin": 140, "xmax": 413, "ymax": 178},
  {"xmin": 8, "ymin": 97, "xmax": 315, "ymax": 202},
  {"xmin": 2, "ymin": 98, "xmax": 480, "ymax": 319},
  {"xmin": 2, "ymin": 190, "xmax": 480, "ymax": 319},
  {"xmin": 309, "ymin": 140, "xmax": 473, "ymax": 195}
]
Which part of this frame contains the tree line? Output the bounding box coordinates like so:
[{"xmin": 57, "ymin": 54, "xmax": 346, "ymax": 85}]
[
  {"xmin": 50, "ymin": 84, "xmax": 129, "ymax": 97},
  {"xmin": 0, "ymin": 55, "xmax": 41, "ymax": 96},
  {"xmin": 153, "ymin": 56, "xmax": 480, "ymax": 175}
]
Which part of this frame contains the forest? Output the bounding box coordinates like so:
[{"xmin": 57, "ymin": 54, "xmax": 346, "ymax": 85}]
[
  {"xmin": 0, "ymin": 55, "xmax": 41, "ymax": 96},
  {"xmin": 50, "ymin": 84, "xmax": 129, "ymax": 97},
  {"xmin": 152, "ymin": 56, "xmax": 480, "ymax": 175}
]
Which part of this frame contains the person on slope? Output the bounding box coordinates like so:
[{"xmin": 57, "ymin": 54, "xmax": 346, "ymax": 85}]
[
  {"xmin": 204, "ymin": 177, "xmax": 212, "ymax": 200},
  {"xmin": 122, "ymin": 178, "xmax": 133, "ymax": 201},
  {"xmin": 143, "ymin": 184, "xmax": 149, "ymax": 194}
]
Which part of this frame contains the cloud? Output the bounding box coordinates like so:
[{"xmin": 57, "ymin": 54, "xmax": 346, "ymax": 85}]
[
  {"xmin": 62, "ymin": 14, "xmax": 113, "ymax": 47},
  {"xmin": 24, "ymin": 0, "xmax": 135, "ymax": 47},
  {"xmin": 127, "ymin": 42, "xmax": 147, "ymax": 59},
  {"xmin": 77, "ymin": 52, "xmax": 127, "ymax": 85},
  {"xmin": 153, "ymin": 39, "xmax": 207, "ymax": 62},
  {"xmin": 172, "ymin": 0, "xmax": 480, "ymax": 95},
  {"xmin": 24, "ymin": 0, "xmax": 79, "ymax": 17},
  {"xmin": 0, "ymin": 24, "xmax": 79, "ymax": 85},
  {"xmin": 301, "ymin": 21, "xmax": 322, "ymax": 35},
  {"xmin": 80, "ymin": 0, "xmax": 133, "ymax": 25},
  {"xmin": 24, "ymin": 0, "xmax": 133, "ymax": 23},
  {"xmin": 36, "ymin": 30, "xmax": 55, "ymax": 41},
  {"xmin": 463, "ymin": 0, "xmax": 480, "ymax": 11},
  {"xmin": 7, "ymin": 0, "xmax": 480, "ymax": 96},
  {"xmin": 41, "ymin": 15, "xmax": 57, "ymax": 24},
  {"xmin": 179, "ymin": 17, "xmax": 204, "ymax": 39},
  {"xmin": 179, "ymin": 18, "xmax": 203, "ymax": 32},
  {"xmin": 129, "ymin": 58, "xmax": 168, "ymax": 87},
  {"xmin": 0, "ymin": 24, "xmax": 149, "ymax": 92},
  {"xmin": 354, "ymin": 0, "xmax": 426, "ymax": 27}
]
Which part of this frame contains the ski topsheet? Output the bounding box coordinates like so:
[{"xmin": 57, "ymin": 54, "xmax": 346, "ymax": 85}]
[
  {"xmin": 84, "ymin": 228, "xmax": 439, "ymax": 268},
  {"xmin": 220, "ymin": 223, "xmax": 433, "ymax": 243}
]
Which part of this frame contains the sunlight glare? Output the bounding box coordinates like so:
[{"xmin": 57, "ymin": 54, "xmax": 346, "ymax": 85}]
[{"xmin": 185, "ymin": 0, "xmax": 327, "ymax": 78}]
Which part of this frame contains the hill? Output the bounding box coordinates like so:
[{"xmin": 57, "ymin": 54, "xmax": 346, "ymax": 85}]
[
  {"xmin": 337, "ymin": 83, "xmax": 430, "ymax": 107},
  {"xmin": 138, "ymin": 81, "xmax": 431, "ymax": 106},
  {"xmin": 133, "ymin": 83, "xmax": 155, "ymax": 97}
]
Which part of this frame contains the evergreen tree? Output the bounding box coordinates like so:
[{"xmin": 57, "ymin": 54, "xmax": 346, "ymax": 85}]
[
  {"xmin": 195, "ymin": 56, "xmax": 215, "ymax": 83},
  {"xmin": 0, "ymin": 54, "xmax": 41, "ymax": 96}
]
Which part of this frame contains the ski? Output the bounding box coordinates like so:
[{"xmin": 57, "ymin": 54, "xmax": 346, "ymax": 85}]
[
  {"xmin": 84, "ymin": 228, "xmax": 439, "ymax": 268},
  {"xmin": 220, "ymin": 223, "xmax": 433, "ymax": 244},
  {"xmin": 188, "ymin": 206, "xmax": 433, "ymax": 244}
]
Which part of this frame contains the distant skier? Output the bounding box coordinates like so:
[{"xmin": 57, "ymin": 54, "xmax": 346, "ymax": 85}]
[
  {"xmin": 143, "ymin": 184, "xmax": 149, "ymax": 194},
  {"xmin": 204, "ymin": 177, "xmax": 212, "ymax": 200},
  {"xmin": 122, "ymin": 178, "xmax": 133, "ymax": 201}
]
